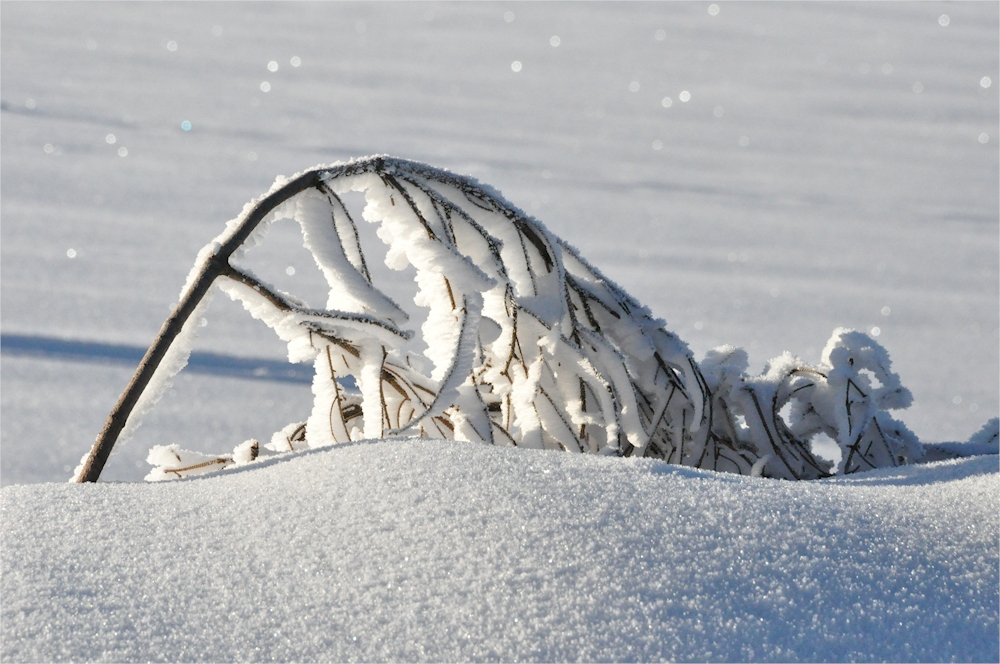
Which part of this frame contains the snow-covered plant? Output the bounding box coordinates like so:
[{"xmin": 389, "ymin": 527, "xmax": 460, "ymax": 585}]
[{"xmin": 74, "ymin": 156, "xmax": 996, "ymax": 483}]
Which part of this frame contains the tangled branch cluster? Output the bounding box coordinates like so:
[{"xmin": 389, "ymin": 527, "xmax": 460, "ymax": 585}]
[{"xmin": 82, "ymin": 156, "xmax": 976, "ymax": 483}]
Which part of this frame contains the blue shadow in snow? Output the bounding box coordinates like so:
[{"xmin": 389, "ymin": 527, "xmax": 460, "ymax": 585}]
[{"xmin": 0, "ymin": 333, "xmax": 351, "ymax": 387}]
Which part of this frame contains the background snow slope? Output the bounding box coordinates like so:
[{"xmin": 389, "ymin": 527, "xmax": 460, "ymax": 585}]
[
  {"xmin": 1, "ymin": 4, "xmax": 997, "ymax": 480},
  {"xmin": 2, "ymin": 439, "xmax": 998, "ymax": 662}
]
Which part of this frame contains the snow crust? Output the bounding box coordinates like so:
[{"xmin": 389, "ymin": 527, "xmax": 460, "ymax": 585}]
[{"xmin": 2, "ymin": 440, "xmax": 996, "ymax": 662}]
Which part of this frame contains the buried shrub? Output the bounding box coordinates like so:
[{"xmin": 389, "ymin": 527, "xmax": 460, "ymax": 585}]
[{"xmin": 73, "ymin": 156, "xmax": 998, "ymax": 483}]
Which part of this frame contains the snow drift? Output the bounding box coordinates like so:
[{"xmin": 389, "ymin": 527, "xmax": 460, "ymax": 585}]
[{"xmin": 4, "ymin": 439, "xmax": 998, "ymax": 662}]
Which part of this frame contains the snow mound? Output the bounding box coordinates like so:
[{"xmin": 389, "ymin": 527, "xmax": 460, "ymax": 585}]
[{"xmin": 3, "ymin": 439, "xmax": 997, "ymax": 662}]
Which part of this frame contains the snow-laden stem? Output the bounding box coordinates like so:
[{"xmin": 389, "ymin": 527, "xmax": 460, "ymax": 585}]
[
  {"xmin": 81, "ymin": 156, "xmax": 997, "ymax": 483},
  {"xmin": 75, "ymin": 170, "xmax": 325, "ymax": 482}
]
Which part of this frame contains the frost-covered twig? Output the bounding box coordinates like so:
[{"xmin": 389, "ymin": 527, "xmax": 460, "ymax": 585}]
[{"xmin": 76, "ymin": 156, "xmax": 998, "ymax": 483}]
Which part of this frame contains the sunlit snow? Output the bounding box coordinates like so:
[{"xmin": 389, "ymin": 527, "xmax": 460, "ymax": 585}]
[{"xmin": 1, "ymin": 2, "xmax": 997, "ymax": 661}]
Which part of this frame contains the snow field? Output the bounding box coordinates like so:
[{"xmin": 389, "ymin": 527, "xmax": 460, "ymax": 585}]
[
  {"xmin": 1, "ymin": 4, "xmax": 997, "ymax": 659},
  {"xmin": 2, "ymin": 439, "xmax": 997, "ymax": 662}
]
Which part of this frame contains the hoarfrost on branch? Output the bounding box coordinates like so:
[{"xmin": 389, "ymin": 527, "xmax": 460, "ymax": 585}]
[{"xmin": 74, "ymin": 156, "xmax": 995, "ymax": 483}]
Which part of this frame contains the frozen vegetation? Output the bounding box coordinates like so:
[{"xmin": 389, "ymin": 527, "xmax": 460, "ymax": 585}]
[
  {"xmin": 81, "ymin": 156, "xmax": 995, "ymax": 486},
  {"xmin": 2, "ymin": 2, "xmax": 998, "ymax": 661}
]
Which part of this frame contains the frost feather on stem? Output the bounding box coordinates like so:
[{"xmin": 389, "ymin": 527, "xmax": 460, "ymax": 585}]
[{"xmin": 96, "ymin": 156, "xmax": 993, "ymax": 482}]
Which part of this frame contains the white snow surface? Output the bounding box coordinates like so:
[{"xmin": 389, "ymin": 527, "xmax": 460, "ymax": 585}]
[
  {"xmin": 1, "ymin": 5, "xmax": 998, "ymax": 660},
  {"xmin": 2, "ymin": 439, "xmax": 997, "ymax": 662}
]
